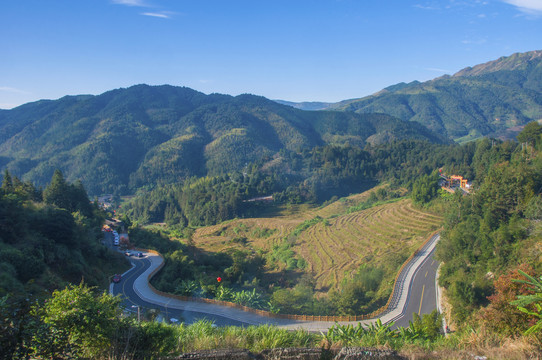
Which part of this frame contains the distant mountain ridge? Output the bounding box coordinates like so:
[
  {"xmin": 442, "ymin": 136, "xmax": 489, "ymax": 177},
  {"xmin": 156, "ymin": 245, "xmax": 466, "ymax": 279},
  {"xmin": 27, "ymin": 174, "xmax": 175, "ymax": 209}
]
[
  {"xmin": 0, "ymin": 85, "xmax": 445, "ymax": 195},
  {"xmin": 453, "ymin": 50, "xmax": 542, "ymax": 77},
  {"xmin": 335, "ymin": 50, "xmax": 542, "ymax": 141},
  {"xmin": 276, "ymin": 50, "xmax": 542, "ymax": 142}
]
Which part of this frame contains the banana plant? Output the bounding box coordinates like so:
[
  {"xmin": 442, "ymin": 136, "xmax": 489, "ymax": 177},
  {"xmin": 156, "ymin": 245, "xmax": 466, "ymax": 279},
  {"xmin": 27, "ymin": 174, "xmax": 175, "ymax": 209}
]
[
  {"xmin": 511, "ymin": 270, "xmax": 542, "ymax": 335},
  {"xmin": 214, "ymin": 286, "xmax": 234, "ymax": 301}
]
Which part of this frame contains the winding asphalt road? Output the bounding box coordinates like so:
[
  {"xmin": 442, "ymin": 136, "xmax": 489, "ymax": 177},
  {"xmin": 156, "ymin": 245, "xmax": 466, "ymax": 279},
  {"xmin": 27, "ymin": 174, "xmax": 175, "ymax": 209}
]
[
  {"xmin": 112, "ymin": 256, "xmax": 247, "ymax": 326},
  {"xmin": 108, "ymin": 232, "xmax": 440, "ymax": 330},
  {"xmin": 393, "ymin": 246, "xmax": 439, "ymax": 328}
]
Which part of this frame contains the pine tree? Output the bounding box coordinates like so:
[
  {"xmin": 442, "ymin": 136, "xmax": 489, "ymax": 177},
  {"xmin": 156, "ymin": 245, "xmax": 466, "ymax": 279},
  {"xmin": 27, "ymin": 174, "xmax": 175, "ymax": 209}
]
[
  {"xmin": 43, "ymin": 169, "xmax": 71, "ymax": 210},
  {"xmin": 1, "ymin": 169, "xmax": 13, "ymax": 194}
]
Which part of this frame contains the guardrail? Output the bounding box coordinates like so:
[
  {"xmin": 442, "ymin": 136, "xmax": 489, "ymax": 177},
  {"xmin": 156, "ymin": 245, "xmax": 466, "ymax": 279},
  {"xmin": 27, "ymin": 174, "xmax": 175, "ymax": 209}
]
[{"xmin": 138, "ymin": 229, "xmax": 441, "ymax": 322}]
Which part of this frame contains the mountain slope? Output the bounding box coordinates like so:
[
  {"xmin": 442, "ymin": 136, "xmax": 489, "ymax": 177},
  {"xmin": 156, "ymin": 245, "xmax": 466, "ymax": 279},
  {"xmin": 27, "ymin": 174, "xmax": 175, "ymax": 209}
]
[
  {"xmin": 0, "ymin": 85, "xmax": 445, "ymax": 195},
  {"xmin": 335, "ymin": 50, "xmax": 542, "ymax": 141}
]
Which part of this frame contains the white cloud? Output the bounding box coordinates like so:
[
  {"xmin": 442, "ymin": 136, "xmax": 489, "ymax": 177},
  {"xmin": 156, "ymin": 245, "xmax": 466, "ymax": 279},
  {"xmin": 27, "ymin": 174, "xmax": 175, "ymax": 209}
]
[
  {"xmin": 141, "ymin": 12, "xmax": 170, "ymax": 19},
  {"xmin": 111, "ymin": 0, "xmax": 148, "ymax": 7},
  {"xmin": 413, "ymin": 4, "xmax": 439, "ymax": 10},
  {"xmin": 425, "ymin": 67, "xmax": 451, "ymax": 73},
  {"xmin": 502, "ymin": 0, "xmax": 542, "ymax": 14},
  {"xmin": 0, "ymin": 86, "xmax": 30, "ymax": 94}
]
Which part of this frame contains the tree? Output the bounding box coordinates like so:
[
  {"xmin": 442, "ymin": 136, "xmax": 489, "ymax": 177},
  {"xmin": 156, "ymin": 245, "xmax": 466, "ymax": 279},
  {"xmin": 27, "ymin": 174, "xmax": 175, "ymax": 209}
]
[
  {"xmin": 1, "ymin": 170, "xmax": 13, "ymax": 194},
  {"xmin": 37, "ymin": 282, "xmax": 123, "ymax": 359},
  {"xmin": 411, "ymin": 174, "xmax": 439, "ymax": 204},
  {"xmin": 517, "ymin": 121, "xmax": 542, "ymax": 148},
  {"xmin": 43, "ymin": 170, "xmax": 71, "ymax": 211}
]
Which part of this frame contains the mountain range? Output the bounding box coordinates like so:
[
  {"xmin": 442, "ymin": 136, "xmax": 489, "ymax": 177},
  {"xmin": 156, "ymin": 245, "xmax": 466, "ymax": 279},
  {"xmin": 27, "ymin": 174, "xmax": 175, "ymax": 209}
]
[
  {"xmin": 0, "ymin": 86, "xmax": 444, "ymax": 195},
  {"xmin": 1, "ymin": 50, "xmax": 540, "ymax": 195},
  {"xmin": 280, "ymin": 50, "xmax": 542, "ymax": 142}
]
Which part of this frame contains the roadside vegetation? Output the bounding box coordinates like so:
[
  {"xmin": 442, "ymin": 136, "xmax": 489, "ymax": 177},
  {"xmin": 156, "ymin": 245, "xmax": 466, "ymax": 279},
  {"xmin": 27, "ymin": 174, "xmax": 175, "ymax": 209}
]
[
  {"xmin": 2, "ymin": 282, "xmax": 540, "ymax": 359},
  {"xmin": 0, "ymin": 169, "xmax": 129, "ymax": 297}
]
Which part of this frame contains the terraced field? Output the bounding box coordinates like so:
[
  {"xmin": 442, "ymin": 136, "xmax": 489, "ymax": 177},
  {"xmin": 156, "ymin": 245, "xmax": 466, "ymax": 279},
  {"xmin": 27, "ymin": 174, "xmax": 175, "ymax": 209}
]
[
  {"xmin": 191, "ymin": 189, "xmax": 442, "ymax": 294},
  {"xmin": 296, "ymin": 199, "xmax": 442, "ymax": 292},
  {"xmin": 191, "ymin": 189, "xmax": 385, "ymax": 254},
  {"xmin": 193, "ymin": 217, "xmax": 301, "ymax": 253}
]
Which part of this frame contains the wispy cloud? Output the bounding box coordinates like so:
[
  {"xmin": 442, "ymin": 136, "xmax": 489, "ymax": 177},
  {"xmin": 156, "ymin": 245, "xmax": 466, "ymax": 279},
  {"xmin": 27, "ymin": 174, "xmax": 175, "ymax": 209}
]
[
  {"xmin": 0, "ymin": 86, "xmax": 30, "ymax": 94},
  {"xmin": 502, "ymin": 0, "xmax": 542, "ymax": 15},
  {"xmin": 414, "ymin": 4, "xmax": 437, "ymax": 10},
  {"xmin": 141, "ymin": 12, "xmax": 171, "ymax": 19},
  {"xmin": 111, "ymin": 0, "xmax": 148, "ymax": 7},
  {"xmin": 112, "ymin": 0, "xmax": 175, "ymax": 19},
  {"xmin": 425, "ymin": 67, "xmax": 451, "ymax": 73}
]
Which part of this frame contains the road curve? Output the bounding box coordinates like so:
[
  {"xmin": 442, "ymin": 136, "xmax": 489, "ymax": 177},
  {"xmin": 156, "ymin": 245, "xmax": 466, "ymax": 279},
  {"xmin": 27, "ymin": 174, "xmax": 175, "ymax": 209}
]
[{"xmin": 112, "ymin": 234, "xmax": 440, "ymax": 331}]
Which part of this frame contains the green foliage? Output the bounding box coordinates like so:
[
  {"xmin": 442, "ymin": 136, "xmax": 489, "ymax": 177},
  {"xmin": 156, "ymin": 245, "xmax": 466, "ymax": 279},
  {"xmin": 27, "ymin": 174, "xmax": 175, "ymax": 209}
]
[
  {"xmin": 511, "ymin": 270, "xmax": 542, "ymax": 336},
  {"xmin": 517, "ymin": 121, "xmax": 542, "ymax": 147},
  {"xmin": 175, "ymin": 280, "xmax": 199, "ymax": 297},
  {"xmin": 436, "ymin": 137, "xmax": 542, "ymax": 326},
  {"xmin": 324, "ymin": 311, "xmax": 443, "ymax": 348},
  {"xmin": 38, "ymin": 282, "xmax": 122, "ymax": 358},
  {"xmin": 0, "ymin": 84, "xmax": 444, "ymax": 196},
  {"xmin": 339, "ymin": 51, "xmax": 542, "ymax": 140},
  {"xmin": 43, "ymin": 170, "xmax": 93, "ymax": 216},
  {"xmin": 478, "ymin": 264, "xmax": 538, "ymax": 336},
  {"xmin": 175, "ymin": 320, "xmax": 315, "ymax": 353},
  {"xmin": 232, "ymin": 288, "xmax": 265, "ymax": 309},
  {"xmin": 1, "ymin": 282, "xmax": 180, "ymax": 359},
  {"xmin": 293, "ymin": 217, "xmax": 324, "ymax": 237},
  {"xmin": 0, "ymin": 171, "xmax": 126, "ymax": 296},
  {"xmin": 411, "ymin": 173, "xmax": 439, "ymax": 204},
  {"xmin": 328, "ymin": 266, "xmax": 386, "ymax": 315},
  {"xmin": 214, "ymin": 285, "xmax": 234, "ymax": 301}
]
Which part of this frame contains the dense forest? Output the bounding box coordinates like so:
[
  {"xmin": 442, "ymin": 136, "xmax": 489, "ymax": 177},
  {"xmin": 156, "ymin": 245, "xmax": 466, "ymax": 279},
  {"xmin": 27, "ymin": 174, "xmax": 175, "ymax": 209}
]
[
  {"xmin": 122, "ymin": 139, "xmax": 474, "ymax": 227},
  {"xmin": 0, "ymin": 85, "xmax": 445, "ymax": 196},
  {"xmin": 435, "ymin": 121, "xmax": 542, "ymax": 333},
  {"xmin": 0, "ymin": 169, "xmax": 128, "ymax": 296}
]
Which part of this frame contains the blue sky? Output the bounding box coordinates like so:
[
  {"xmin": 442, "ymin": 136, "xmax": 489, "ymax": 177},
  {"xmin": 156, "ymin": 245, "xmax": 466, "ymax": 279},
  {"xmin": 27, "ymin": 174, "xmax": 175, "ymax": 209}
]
[{"xmin": 1, "ymin": 0, "xmax": 541, "ymax": 109}]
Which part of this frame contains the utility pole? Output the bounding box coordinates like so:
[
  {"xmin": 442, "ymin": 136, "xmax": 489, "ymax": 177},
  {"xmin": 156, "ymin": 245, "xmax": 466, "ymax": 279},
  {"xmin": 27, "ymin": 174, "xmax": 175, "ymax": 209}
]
[{"xmin": 132, "ymin": 305, "xmax": 140, "ymax": 322}]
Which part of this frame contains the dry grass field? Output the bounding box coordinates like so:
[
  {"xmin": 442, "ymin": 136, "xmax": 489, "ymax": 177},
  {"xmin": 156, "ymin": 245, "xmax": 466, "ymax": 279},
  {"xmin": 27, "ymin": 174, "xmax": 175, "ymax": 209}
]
[
  {"xmin": 296, "ymin": 199, "xmax": 442, "ymax": 292},
  {"xmin": 191, "ymin": 187, "xmax": 443, "ymax": 293}
]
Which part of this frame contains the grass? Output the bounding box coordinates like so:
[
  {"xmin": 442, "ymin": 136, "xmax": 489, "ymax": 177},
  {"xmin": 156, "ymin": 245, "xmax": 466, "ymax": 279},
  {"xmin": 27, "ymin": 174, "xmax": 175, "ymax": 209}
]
[
  {"xmin": 175, "ymin": 320, "xmax": 316, "ymax": 353},
  {"xmin": 191, "ymin": 186, "xmax": 443, "ymax": 299},
  {"xmin": 296, "ymin": 198, "xmax": 442, "ymax": 293},
  {"xmin": 141, "ymin": 320, "xmax": 542, "ymax": 359}
]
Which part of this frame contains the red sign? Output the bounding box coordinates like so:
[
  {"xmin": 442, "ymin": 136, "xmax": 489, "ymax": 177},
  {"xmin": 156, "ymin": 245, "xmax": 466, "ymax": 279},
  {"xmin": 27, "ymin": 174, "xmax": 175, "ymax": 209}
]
[{"xmin": 217, "ymin": 277, "xmax": 222, "ymax": 283}]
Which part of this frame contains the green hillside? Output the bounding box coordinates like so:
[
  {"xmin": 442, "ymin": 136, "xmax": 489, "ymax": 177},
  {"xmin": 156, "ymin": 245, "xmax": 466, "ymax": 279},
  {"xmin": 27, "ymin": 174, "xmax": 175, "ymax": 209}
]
[
  {"xmin": 0, "ymin": 170, "xmax": 128, "ymax": 296},
  {"xmin": 334, "ymin": 50, "xmax": 542, "ymax": 141},
  {"xmin": 0, "ymin": 85, "xmax": 446, "ymax": 195}
]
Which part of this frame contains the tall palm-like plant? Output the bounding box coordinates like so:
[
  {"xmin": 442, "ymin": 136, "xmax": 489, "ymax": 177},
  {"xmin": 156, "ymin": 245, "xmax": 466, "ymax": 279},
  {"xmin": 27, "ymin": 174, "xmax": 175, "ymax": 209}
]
[{"xmin": 511, "ymin": 270, "xmax": 542, "ymax": 335}]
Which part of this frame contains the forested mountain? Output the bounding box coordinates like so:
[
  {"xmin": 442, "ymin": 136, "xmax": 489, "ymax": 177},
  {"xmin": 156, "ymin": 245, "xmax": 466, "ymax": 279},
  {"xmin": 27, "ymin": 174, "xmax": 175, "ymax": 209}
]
[
  {"xmin": 330, "ymin": 50, "xmax": 542, "ymax": 142},
  {"xmin": 0, "ymin": 85, "xmax": 445, "ymax": 195},
  {"xmin": 0, "ymin": 170, "xmax": 127, "ymax": 296}
]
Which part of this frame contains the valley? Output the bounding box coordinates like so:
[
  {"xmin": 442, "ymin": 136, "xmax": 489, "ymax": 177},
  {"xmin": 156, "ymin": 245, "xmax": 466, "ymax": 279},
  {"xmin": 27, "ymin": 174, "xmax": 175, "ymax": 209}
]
[
  {"xmin": 191, "ymin": 193, "xmax": 442, "ymax": 297},
  {"xmin": 1, "ymin": 50, "xmax": 542, "ymax": 359}
]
